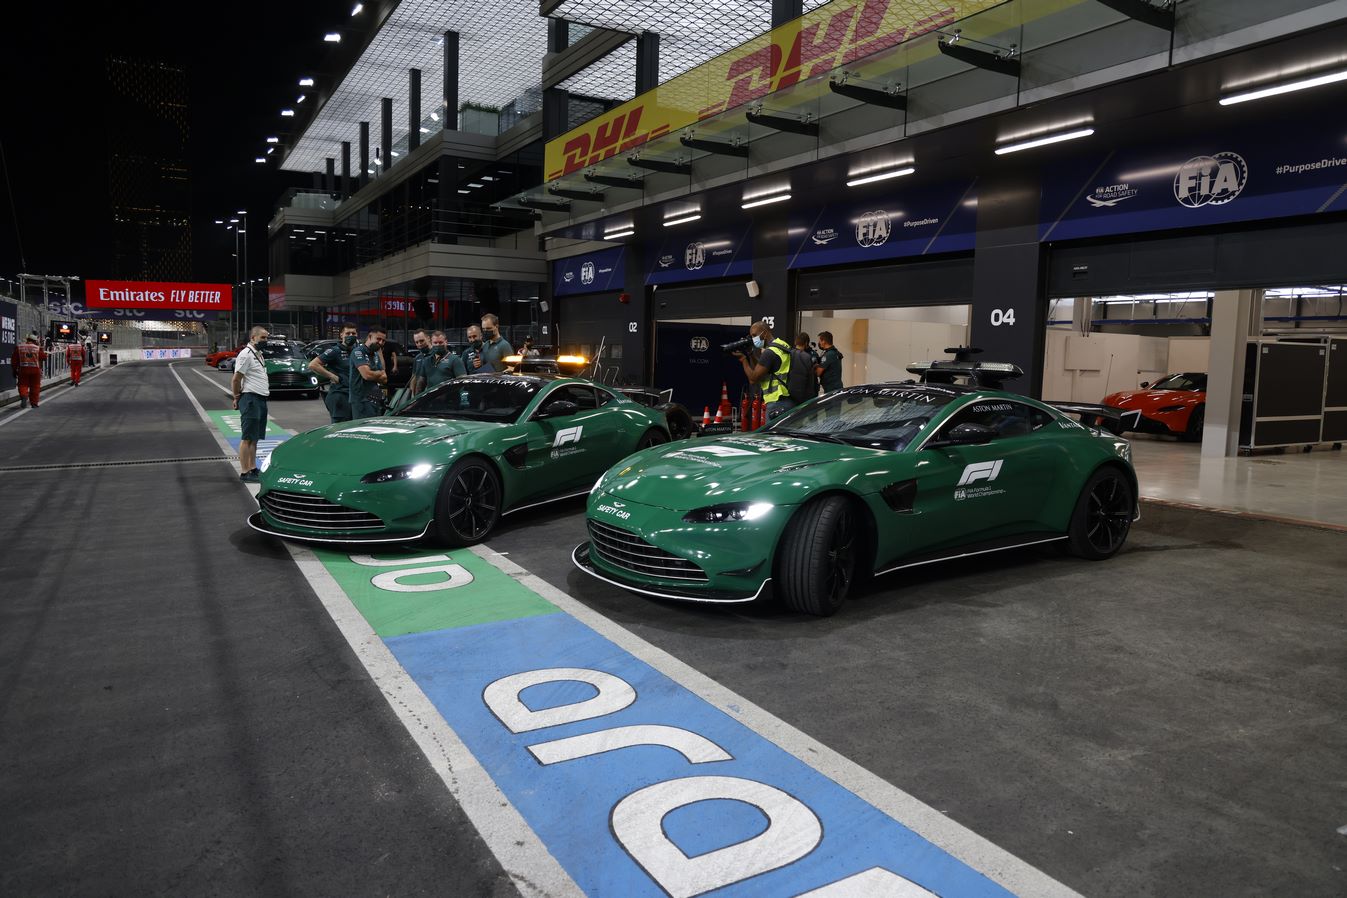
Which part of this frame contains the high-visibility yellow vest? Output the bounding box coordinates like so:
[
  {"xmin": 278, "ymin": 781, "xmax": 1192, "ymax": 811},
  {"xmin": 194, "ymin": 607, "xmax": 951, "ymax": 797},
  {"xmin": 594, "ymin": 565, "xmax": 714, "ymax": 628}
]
[{"xmin": 760, "ymin": 338, "xmax": 792, "ymax": 403}]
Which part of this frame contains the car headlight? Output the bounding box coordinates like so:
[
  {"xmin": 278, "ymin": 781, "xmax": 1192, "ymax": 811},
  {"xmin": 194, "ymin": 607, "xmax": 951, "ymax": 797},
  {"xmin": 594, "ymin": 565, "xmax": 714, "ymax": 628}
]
[
  {"xmin": 361, "ymin": 463, "xmax": 434, "ymax": 484},
  {"xmin": 682, "ymin": 502, "xmax": 774, "ymax": 523},
  {"xmin": 310, "ymin": 375, "xmax": 319, "ymax": 384},
  {"xmin": 259, "ymin": 453, "xmax": 273, "ymax": 473},
  {"xmin": 1155, "ymin": 405, "xmax": 1187, "ymax": 413}
]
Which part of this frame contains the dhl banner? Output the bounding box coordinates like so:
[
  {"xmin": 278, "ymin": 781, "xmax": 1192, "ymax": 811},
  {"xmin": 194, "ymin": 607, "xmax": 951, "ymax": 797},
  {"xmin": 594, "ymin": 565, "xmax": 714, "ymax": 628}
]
[{"xmin": 545, "ymin": 0, "xmax": 1005, "ymax": 181}]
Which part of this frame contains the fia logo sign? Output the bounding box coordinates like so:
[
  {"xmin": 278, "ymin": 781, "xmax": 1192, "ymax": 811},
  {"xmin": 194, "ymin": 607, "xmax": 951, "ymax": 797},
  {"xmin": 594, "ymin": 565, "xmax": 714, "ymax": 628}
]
[
  {"xmin": 580, "ymin": 261, "xmax": 595, "ymax": 285},
  {"xmin": 553, "ymin": 426, "xmax": 584, "ymax": 448},
  {"xmin": 855, "ymin": 211, "xmax": 891, "ymax": 248},
  {"xmin": 956, "ymin": 460, "xmax": 1003, "ymax": 486},
  {"xmin": 690, "ymin": 337, "xmax": 710, "ymax": 352},
  {"xmin": 685, "ymin": 242, "xmax": 706, "ymax": 270},
  {"xmin": 1174, "ymin": 152, "xmax": 1247, "ymax": 208}
]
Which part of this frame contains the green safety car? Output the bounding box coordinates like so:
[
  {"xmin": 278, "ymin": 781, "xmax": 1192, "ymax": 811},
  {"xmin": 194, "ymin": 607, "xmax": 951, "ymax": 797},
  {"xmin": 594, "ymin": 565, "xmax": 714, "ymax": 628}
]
[
  {"xmin": 248, "ymin": 374, "xmax": 669, "ymax": 546},
  {"xmin": 573, "ymin": 357, "xmax": 1138, "ymax": 616},
  {"xmin": 258, "ymin": 340, "xmax": 322, "ymax": 397}
]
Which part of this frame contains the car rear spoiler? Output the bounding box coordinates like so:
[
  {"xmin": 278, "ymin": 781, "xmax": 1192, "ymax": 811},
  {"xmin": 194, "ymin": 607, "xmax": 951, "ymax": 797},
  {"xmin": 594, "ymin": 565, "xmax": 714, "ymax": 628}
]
[{"xmin": 1047, "ymin": 402, "xmax": 1122, "ymax": 429}]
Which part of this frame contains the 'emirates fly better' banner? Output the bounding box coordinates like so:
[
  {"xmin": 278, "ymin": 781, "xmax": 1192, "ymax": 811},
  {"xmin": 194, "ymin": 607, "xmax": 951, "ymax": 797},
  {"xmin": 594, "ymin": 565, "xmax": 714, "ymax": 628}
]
[
  {"xmin": 545, "ymin": 0, "xmax": 1006, "ymax": 181},
  {"xmin": 85, "ymin": 280, "xmax": 234, "ymax": 311}
]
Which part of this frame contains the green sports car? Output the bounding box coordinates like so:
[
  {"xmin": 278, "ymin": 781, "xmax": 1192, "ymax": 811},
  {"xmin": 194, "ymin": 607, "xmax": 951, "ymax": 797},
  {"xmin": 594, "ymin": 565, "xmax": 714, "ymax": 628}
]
[
  {"xmin": 248, "ymin": 374, "xmax": 670, "ymax": 546},
  {"xmin": 259, "ymin": 341, "xmax": 322, "ymax": 397},
  {"xmin": 574, "ymin": 364, "xmax": 1138, "ymax": 616}
]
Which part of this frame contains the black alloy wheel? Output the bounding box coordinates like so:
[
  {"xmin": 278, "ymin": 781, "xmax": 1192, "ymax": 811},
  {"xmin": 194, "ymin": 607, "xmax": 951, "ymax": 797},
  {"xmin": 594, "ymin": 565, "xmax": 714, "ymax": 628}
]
[
  {"xmin": 776, "ymin": 495, "xmax": 858, "ymax": 616},
  {"xmin": 436, "ymin": 458, "xmax": 502, "ymax": 546},
  {"xmin": 1183, "ymin": 404, "xmax": 1205, "ymax": 442},
  {"xmin": 1068, "ymin": 468, "xmax": 1134, "ymax": 560},
  {"xmin": 637, "ymin": 428, "xmax": 670, "ymax": 451}
]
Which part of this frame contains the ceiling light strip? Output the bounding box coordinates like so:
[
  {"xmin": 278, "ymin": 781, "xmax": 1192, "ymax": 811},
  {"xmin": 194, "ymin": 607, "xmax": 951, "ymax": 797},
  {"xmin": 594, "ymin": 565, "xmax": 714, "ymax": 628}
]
[
  {"xmin": 1220, "ymin": 69, "xmax": 1347, "ymax": 105},
  {"xmin": 994, "ymin": 127, "xmax": 1094, "ymax": 155},
  {"xmin": 662, "ymin": 213, "xmax": 702, "ymax": 227},
  {"xmin": 846, "ymin": 166, "xmax": 915, "ymax": 187},
  {"xmin": 741, "ymin": 193, "xmax": 791, "ymax": 209}
]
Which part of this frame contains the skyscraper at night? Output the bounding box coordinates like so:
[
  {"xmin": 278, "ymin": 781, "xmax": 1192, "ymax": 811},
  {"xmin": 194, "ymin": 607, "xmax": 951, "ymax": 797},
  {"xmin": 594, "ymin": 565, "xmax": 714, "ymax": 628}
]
[{"xmin": 105, "ymin": 56, "xmax": 191, "ymax": 280}]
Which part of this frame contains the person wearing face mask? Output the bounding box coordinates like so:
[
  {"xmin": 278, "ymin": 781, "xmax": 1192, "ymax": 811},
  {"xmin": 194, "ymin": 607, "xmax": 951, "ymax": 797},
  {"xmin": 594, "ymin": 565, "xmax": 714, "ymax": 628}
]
[
  {"xmin": 470, "ymin": 313, "xmax": 513, "ymax": 373},
  {"xmin": 230, "ymin": 326, "xmax": 271, "ymax": 482},
  {"xmin": 407, "ymin": 329, "xmax": 433, "ymax": 396},
  {"xmin": 426, "ymin": 330, "xmax": 466, "ymax": 389},
  {"xmin": 734, "ymin": 320, "xmax": 795, "ymax": 421},
  {"xmin": 349, "ymin": 326, "xmax": 389, "ymax": 419},
  {"xmin": 309, "ymin": 322, "xmax": 359, "ymax": 423}
]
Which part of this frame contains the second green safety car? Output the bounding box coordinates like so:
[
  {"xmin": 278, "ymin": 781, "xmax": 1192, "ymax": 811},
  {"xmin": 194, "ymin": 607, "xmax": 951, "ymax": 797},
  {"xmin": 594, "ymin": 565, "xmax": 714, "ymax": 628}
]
[
  {"xmin": 248, "ymin": 374, "xmax": 670, "ymax": 546},
  {"xmin": 574, "ymin": 361, "xmax": 1138, "ymax": 616}
]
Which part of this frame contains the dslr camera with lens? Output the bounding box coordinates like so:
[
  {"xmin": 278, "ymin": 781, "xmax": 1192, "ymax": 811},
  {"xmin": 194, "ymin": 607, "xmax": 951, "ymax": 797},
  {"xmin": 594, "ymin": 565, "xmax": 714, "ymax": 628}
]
[{"xmin": 720, "ymin": 336, "xmax": 755, "ymax": 355}]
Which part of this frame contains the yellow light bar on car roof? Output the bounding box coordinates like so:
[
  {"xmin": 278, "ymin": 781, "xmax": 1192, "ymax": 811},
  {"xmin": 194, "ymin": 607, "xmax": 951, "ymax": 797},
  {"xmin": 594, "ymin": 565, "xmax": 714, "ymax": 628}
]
[
  {"xmin": 557, "ymin": 355, "xmax": 588, "ymax": 365},
  {"xmin": 502, "ymin": 354, "xmax": 523, "ymax": 364}
]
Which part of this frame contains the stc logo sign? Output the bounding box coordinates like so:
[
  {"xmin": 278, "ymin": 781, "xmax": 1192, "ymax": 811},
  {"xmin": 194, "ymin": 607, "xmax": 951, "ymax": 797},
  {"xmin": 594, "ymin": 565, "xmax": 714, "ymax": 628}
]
[
  {"xmin": 580, "ymin": 262, "xmax": 596, "ymax": 285},
  {"xmin": 855, "ymin": 211, "xmax": 892, "ymax": 248},
  {"xmin": 1174, "ymin": 152, "xmax": 1248, "ymax": 208},
  {"xmin": 685, "ymin": 242, "xmax": 706, "ymax": 270}
]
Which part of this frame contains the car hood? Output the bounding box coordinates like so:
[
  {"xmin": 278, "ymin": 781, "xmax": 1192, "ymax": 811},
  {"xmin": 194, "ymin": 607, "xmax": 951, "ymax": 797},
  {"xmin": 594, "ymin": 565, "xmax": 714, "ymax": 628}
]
[
  {"xmin": 598, "ymin": 432, "xmax": 877, "ymax": 510},
  {"xmin": 264, "ymin": 359, "xmax": 309, "ymax": 373},
  {"xmin": 269, "ymin": 415, "xmax": 505, "ymax": 475},
  {"xmin": 1103, "ymin": 389, "xmax": 1203, "ymax": 408}
]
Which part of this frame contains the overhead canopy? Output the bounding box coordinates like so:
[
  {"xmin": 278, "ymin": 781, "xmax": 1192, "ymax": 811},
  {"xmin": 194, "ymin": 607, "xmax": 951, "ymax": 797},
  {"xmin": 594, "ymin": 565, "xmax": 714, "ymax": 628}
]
[{"xmin": 283, "ymin": 0, "xmax": 547, "ymax": 174}]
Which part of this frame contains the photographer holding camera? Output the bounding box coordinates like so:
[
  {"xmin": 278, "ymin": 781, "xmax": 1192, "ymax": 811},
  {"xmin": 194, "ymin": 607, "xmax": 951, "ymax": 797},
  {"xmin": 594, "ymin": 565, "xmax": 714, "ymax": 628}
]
[{"xmin": 730, "ymin": 320, "xmax": 795, "ymax": 421}]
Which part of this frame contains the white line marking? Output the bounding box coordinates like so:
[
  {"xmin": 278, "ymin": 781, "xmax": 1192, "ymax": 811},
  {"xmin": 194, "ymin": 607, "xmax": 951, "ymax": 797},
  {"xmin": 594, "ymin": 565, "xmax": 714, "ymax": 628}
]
[
  {"xmin": 168, "ymin": 361, "xmax": 579, "ymax": 898},
  {"xmin": 471, "ymin": 542, "xmax": 1085, "ymax": 898},
  {"xmin": 192, "ymin": 366, "xmax": 234, "ymax": 396}
]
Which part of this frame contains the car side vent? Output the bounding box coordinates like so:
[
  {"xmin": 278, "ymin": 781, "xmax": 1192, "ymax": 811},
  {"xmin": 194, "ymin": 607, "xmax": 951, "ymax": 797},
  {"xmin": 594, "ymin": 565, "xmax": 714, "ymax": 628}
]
[
  {"xmin": 881, "ymin": 479, "xmax": 917, "ymax": 513},
  {"xmin": 503, "ymin": 443, "xmax": 529, "ymax": 469}
]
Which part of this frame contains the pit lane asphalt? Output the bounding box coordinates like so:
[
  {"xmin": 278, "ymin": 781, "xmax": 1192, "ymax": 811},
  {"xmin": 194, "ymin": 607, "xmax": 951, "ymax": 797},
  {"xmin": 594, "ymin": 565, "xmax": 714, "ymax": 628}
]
[
  {"xmin": 0, "ymin": 362, "xmax": 515, "ymax": 897},
  {"xmin": 187, "ymin": 364, "xmax": 1347, "ymax": 897},
  {"xmin": 7, "ymin": 362, "xmax": 1344, "ymax": 898}
]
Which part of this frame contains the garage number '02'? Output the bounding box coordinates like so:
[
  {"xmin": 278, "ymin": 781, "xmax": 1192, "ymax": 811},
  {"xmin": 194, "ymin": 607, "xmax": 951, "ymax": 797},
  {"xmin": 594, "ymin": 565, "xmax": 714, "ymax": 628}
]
[
  {"xmin": 575, "ymin": 362, "xmax": 1139, "ymax": 616},
  {"xmin": 248, "ymin": 373, "xmax": 670, "ymax": 547}
]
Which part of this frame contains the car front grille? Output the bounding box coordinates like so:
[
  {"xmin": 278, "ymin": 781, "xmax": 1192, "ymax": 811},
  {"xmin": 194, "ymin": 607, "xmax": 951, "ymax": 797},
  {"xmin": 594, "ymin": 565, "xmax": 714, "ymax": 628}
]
[
  {"xmin": 269, "ymin": 372, "xmax": 313, "ymax": 388},
  {"xmin": 588, "ymin": 520, "xmax": 708, "ymax": 582},
  {"xmin": 261, "ymin": 490, "xmax": 384, "ymax": 532}
]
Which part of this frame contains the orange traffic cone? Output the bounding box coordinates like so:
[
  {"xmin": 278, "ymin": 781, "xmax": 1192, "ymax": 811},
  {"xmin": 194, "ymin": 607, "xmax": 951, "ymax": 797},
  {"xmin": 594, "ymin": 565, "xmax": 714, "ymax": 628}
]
[
  {"xmin": 714, "ymin": 407, "xmax": 723, "ymax": 424},
  {"xmin": 718, "ymin": 381, "xmax": 733, "ymax": 420},
  {"xmin": 702, "ymin": 406, "xmax": 711, "ymax": 428}
]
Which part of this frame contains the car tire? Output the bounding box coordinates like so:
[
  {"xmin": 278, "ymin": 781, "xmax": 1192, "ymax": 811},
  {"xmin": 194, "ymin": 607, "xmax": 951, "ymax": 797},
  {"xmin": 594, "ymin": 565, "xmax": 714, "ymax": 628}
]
[
  {"xmin": 1183, "ymin": 404, "xmax": 1205, "ymax": 442},
  {"xmin": 1067, "ymin": 467, "xmax": 1134, "ymax": 561},
  {"xmin": 435, "ymin": 457, "xmax": 502, "ymax": 547},
  {"xmin": 657, "ymin": 402, "xmax": 695, "ymax": 441},
  {"xmin": 636, "ymin": 427, "xmax": 669, "ymax": 451},
  {"xmin": 775, "ymin": 495, "xmax": 858, "ymax": 616}
]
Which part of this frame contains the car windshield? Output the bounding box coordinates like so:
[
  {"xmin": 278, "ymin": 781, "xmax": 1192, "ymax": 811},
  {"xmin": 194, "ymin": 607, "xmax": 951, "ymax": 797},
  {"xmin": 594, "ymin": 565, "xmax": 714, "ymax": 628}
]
[
  {"xmin": 260, "ymin": 343, "xmax": 303, "ymax": 359},
  {"xmin": 1150, "ymin": 373, "xmax": 1206, "ymax": 391},
  {"xmin": 762, "ymin": 386, "xmax": 957, "ymax": 451},
  {"xmin": 398, "ymin": 376, "xmax": 541, "ymax": 422}
]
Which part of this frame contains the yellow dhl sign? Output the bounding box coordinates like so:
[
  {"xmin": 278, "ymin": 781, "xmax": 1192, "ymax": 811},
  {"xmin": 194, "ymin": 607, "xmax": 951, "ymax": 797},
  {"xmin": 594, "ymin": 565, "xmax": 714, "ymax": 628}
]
[{"xmin": 545, "ymin": 0, "xmax": 1005, "ymax": 181}]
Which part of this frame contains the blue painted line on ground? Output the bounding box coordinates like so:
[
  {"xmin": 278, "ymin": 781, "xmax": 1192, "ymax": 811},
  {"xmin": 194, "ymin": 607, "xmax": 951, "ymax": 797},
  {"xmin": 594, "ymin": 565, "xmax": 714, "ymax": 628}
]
[{"xmin": 387, "ymin": 612, "xmax": 1015, "ymax": 898}]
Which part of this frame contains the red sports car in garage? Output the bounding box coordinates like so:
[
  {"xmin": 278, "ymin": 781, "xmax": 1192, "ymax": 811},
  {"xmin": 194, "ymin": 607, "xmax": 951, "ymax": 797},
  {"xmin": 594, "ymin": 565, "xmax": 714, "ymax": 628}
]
[
  {"xmin": 1103, "ymin": 373, "xmax": 1207, "ymax": 441},
  {"xmin": 205, "ymin": 344, "xmax": 246, "ymax": 370}
]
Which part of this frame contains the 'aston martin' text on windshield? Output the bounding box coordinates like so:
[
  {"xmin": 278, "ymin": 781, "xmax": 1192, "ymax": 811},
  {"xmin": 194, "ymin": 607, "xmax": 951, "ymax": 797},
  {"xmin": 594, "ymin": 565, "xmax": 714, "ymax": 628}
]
[
  {"xmin": 399, "ymin": 377, "xmax": 541, "ymax": 422},
  {"xmin": 763, "ymin": 386, "xmax": 956, "ymax": 451}
]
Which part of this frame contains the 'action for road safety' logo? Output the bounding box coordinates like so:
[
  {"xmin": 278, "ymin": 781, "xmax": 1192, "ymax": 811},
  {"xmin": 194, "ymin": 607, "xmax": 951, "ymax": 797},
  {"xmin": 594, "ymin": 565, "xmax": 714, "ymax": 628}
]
[{"xmin": 1174, "ymin": 152, "xmax": 1248, "ymax": 208}]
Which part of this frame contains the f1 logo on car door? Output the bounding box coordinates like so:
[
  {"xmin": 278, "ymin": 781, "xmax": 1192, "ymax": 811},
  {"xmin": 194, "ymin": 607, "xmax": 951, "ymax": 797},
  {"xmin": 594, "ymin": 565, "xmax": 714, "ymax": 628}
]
[
  {"xmin": 554, "ymin": 426, "xmax": 584, "ymax": 448},
  {"xmin": 956, "ymin": 460, "xmax": 1003, "ymax": 486}
]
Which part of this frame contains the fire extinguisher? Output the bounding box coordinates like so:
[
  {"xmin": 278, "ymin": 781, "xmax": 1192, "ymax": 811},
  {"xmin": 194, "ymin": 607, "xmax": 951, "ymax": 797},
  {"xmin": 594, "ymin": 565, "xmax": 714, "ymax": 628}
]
[{"xmin": 740, "ymin": 392, "xmax": 751, "ymax": 432}]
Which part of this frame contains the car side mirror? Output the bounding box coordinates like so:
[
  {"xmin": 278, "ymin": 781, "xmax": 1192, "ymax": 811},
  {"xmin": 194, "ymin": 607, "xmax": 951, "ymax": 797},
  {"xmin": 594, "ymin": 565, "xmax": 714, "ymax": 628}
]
[
  {"xmin": 539, "ymin": 399, "xmax": 578, "ymax": 419},
  {"xmin": 926, "ymin": 422, "xmax": 997, "ymax": 449},
  {"xmin": 1139, "ymin": 381, "xmax": 1150, "ymax": 389}
]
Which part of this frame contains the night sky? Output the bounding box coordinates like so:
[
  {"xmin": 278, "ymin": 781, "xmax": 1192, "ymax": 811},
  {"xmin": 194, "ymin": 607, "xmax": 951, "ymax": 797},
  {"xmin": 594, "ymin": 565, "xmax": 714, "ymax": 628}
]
[{"xmin": 0, "ymin": 2, "xmax": 356, "ymax": 287}]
